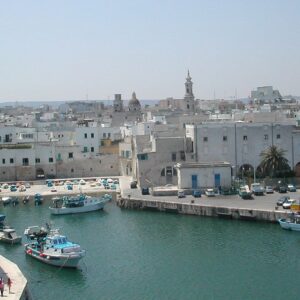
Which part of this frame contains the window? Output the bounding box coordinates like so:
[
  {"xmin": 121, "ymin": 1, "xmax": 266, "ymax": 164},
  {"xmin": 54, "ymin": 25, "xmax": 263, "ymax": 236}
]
[
  {"xmin": 49, "ymin": 157, "xmax": 54, "ymax": 163},
  {"xmin": 180, "ymin": 151, "xmax": 186, "ymax": 161},
  {"xmin": 91, "ymin": 133, "xmax": 94, "ymax": 138},
  {"xmin": 223, "ymin": 136, "xmax": 227, "ymax": 142},
  {"xmin": 108, "ymin": 133, "xmax": 111, "ymax": 138},
  {"xmin": 83, "ymin": 147, "xmax": 88, "ymax": 153},
  {"xmin": 121, "ymin": 150, "xmax": 125, "ymax": 157},
  {"xmin": 2, "ymin": 159, "xmax": 5, "ymax": 164},
  {"xmin": 91, "ymin": 147, "xmax": 94, "ymax": 152},
  {"xmin": 84, "ymin": 133, "xmax": 87, "ymax": 138},
  {"xmin": 203, "ymin": 137, "xmax": 208, "ymax": 142},
  {"xmin": 22, "ymin": 158, "xmax": 29, "ymax": 166},
  {"xmin": 276, "ymin": 134, "xmax": 281, "ymax": 139},
  {"xmin": 71, "ymin": 168, "xmax": 74, "ymax": 173},
  {"xmin": 264, "ymin": 134, "xmax": 268, "ymax": 140},
  {"xmin": 172, "ymin": 153, "xmax": 176, "ymax": 161},
  {"xmin": 243, "ymin": 135, "xmax": 247, "ymax": 141},
  {"xmin": 10, "ymin": 158, "xmax": 14, "ymax": 164},
  {"xmin": 125, "ymin": 151, "xmax": 130, "ymax": 158},
  {"xmin": 68, "ymin": 152, "xmax": 73, "ymax": 159},
  {"xmin": 21, "ymin": 133, "xmax": 33, "ymax": 139},
  {"xmin": 166, "ymin": 166, "xmax": 173, "ymax": 176},
  {"xmin": 137, "ymin": 154, "xmax": 148, "ymax": 160},
  {"xmin": 35, "ymin": 158, "xmax": 40, "ymax": 163},
  {"xmin": 101, "ymin": 140, "xmax": 105, "ymax": 146},
  {"xmin": 103, "ymin": 133, "xmax": 106, "ymax": 138}
]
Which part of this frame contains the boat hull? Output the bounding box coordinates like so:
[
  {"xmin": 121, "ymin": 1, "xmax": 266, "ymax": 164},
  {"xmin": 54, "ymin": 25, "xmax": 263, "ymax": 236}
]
[
  {"xmin": 278, "ymin": 219, "xmax": 300, "ymax": 231},
  {"xmin": 49, "ymin": 200, "xmax": 108, "ymax": 215},
  {"xmin": 0, "ymin": 236, "xmax": 22, "ymax": 244},
  {"xmin": 25, "ymin": 245, "xmax": 84, "ymax": 268}
]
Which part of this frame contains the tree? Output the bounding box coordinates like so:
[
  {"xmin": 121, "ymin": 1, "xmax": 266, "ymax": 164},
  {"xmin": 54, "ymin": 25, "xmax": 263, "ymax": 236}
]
[{"xmin": 259, "ymin": 145, "xmax": 291, "ymax": 178}]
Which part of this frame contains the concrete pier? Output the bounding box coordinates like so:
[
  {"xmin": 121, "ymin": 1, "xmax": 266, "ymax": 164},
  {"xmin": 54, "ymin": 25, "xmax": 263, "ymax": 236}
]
[
  {"xmin": 117, "ymin": 196, "xmax": 288, "ymax": 223},
  {"xmin": 0, "ymin": 255, "xmax": 29, "ymax": 300}
]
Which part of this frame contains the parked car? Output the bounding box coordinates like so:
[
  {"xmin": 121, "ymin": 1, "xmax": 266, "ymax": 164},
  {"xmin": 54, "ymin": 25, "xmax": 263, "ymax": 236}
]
[
  {"xmin": 10, "ymin": 185, "xmax": 17, "ymax": 192},
  {"xmin": 18, "ymin": 185, "xmax": 26, "ymax": 192},
  {"xmin": 283, "ymin": 199, "xmax": 296, "ymax": 209},
  {"xmin": 205, "ymin": 188, "xmax": 215, "ymax": 197},
  {"xmin": 130, "ymin": 181, "xmax": 137, "ymax": 189},
  {"xmin": 287, "ymin": 184, "xmax": 297, "ymax": 192},
  {"xmin": 141, "ymin": 187, "xmax": 150, "ymax": 195},
  {"xmin": 51, "ymin": 187, "xmax": 57, "ymax": 192},
  {"xmin": 275, "ymin": 181, "xmax": 288, "ymax": 193},
  {"xmin": 277, "ymin": 196, "xmax": 290, "ymax": 206},
  {"xmin": 265, "ymin": 186, "xmax": 274, "ymax": 194},
  {"xmin": 177, "ymin": 190, "xmax": 185, "ymax": 198},
  {"xmin": 250, "ymin": 183, "xmax": 264, "ymax": 195},
  {"xmin": 25, "ymin": 182, "xmax": 31, "ymax": 189},
  {"xmin": 193, "ymin": 189, "xmax": 202, "ymax": 198},
  {"xmin": 278, "ymin": 185, "xmax": 288, "ymax": 193}
]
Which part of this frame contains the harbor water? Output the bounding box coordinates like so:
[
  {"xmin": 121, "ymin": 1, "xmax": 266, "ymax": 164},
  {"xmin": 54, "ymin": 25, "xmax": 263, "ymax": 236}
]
[{"xmin": 1, "ymin": 201, "xmax": 300, "ymax": 300}]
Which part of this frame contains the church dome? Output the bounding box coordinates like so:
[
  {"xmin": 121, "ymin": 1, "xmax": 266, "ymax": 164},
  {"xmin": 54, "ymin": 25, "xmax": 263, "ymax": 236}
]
[{"xmin": 128, "ymin": 92, "xmax": 141, "ymax": 111}]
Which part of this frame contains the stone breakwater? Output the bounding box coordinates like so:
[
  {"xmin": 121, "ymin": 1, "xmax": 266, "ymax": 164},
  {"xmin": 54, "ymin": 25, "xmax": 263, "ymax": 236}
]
[{"xmin": 116, "ymin": 196, "xmax": 287, "ymax": 223}]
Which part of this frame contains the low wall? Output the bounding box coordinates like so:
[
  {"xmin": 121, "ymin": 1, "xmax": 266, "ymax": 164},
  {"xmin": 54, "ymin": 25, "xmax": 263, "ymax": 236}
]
[{"xmin": 116, "ymin": 197, "xmax": 287, "ymax": 223}]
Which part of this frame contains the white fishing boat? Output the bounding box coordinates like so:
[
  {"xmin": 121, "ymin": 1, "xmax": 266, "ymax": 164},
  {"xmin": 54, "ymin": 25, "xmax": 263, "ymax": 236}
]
[
  {"xmin": 49, "ymin": 193, "xmax": 112, "ymax": 215},
  {"xmin": 0, "ymin": 214, "xmax": 22, "ymax": 244},
  {"xmin": 24, "ymin": 225, "xmax": 85, "ymax": 268},
  {"xmin": 1, "ymin": 197, "xmax": 12, "ymax": 205},
  {"xmin": 278, "ymin": 213, "xmax": 300, "ymax": 231}
]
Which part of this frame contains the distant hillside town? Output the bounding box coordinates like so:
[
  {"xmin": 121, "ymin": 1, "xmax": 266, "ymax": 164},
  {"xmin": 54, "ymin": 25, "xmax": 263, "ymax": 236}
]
[{"xmin": 1, "ymin": 72, "xmax": 300, "ymax": 190}]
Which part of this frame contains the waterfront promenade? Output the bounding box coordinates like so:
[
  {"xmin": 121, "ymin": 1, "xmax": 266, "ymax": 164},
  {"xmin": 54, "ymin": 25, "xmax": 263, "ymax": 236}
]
[
  {"xmin": 118, "ymin": 176, "xmax": 295, "ymax": 222},
  {"xmin": 0, "ymin": 256, "xmax": 28, "ymax": 299},
  {"xmin": 1, "ymin": 176, "xmax": 296, "ymax": 219}
]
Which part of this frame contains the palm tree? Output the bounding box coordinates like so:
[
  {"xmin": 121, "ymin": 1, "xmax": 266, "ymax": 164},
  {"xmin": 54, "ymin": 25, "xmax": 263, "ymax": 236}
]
[{"xmin": 259, "ymin": 145, "xmax": 291, "ymax": 178}]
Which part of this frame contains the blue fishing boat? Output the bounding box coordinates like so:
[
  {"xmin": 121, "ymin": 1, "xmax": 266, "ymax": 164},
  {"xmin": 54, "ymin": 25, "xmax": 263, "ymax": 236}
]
[{"xmin": 24, "ymin": 225, "xmax": 85, "ymax": 268}]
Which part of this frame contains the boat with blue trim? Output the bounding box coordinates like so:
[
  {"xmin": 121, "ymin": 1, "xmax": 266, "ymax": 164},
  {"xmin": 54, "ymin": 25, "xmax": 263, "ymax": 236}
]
[
  {"xmin": 49, "ymin": 193, "xmax": 112, "ymax": 215},
  {"xmin": 278, "ymin": 213, "xmax": 300, "ymax": 231},
  {"xmin": 24, "ymin": 225, "xmax": 85, "ymax": 268}
]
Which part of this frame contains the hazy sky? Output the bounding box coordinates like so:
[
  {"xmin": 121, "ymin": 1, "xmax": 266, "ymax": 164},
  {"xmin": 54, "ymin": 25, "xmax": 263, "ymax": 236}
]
[{"xmin": 0, "ymin": 0, "xmax": 300, "ymax": 102}]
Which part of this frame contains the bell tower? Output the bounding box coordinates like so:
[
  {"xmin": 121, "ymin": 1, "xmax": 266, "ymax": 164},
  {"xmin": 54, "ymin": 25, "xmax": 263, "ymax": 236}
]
[{"xmin": 184, "ymin": 70, "xmax": 195, "ymax": 112}]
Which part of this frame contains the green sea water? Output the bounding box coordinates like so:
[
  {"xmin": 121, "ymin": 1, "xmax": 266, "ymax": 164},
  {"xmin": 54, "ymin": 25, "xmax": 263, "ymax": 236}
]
[{"xmin": 1, "ymin": 201, "xmax": 300, "ymax": 300}]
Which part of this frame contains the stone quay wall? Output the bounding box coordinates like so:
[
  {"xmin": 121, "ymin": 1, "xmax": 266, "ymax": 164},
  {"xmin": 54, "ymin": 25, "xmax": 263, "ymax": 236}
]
[{"xmin": 116, "ymin": 196, "xmax": 287, "ymax": 222}]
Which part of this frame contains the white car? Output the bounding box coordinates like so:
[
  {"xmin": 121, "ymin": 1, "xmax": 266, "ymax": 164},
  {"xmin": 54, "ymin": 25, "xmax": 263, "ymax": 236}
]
[
  {"xmin": 177, "ymin": 190, "xmax": 185, "ymax": 198},
  {"xmin": 265, "ymin": 186, "xmax": 274, "ymax": 194},
  {"xmin": 79, "ymin": 179, "xmax": 86, "ymax": 185},
  {"xmin": 282, "ymin": 199, "xmax": 296, "ymax": 209},
  {"xmin": 205, "ymin": 188, "xmax": 215, "ymax": 197}
]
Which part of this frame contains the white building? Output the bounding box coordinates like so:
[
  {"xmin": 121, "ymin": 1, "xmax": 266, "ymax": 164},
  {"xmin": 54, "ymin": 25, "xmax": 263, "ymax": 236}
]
[
  {"xmin": 251, "ymin": 86, "xmax": 282, "ymax": 104},
  {"xmin": 175, "ymin": 162, "xmax": 232, "ymax": 190},
  {"xmin": 185, "ymin": 121, "xmax": 300, "ymax": 176}
]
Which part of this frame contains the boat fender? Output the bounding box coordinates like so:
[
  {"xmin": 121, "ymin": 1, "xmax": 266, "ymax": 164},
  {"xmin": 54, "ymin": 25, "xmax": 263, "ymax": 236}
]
[
  {"xmin": 27, "ymin": 249, "xmax": 33, "ymax": 254},
  {"xmin": 39, "ymin": 253, "xmax": 45, "ymax": 257},
  {"xmin": 47, "ymin": 256, "xmax": 50, "ymax": 260}
]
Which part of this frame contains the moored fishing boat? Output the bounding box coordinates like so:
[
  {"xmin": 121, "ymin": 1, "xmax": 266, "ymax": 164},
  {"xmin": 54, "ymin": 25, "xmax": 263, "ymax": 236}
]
[
  {"xmin": 24, "ymin": 225, "xmax": 85, "ymax": 268},
  {"xmin": 49, "ymin": 193, "xmax": 112, "ymax": 215},
  {"xmin": 278, "ymin": 213, "xmax": 300, "ymax": 231},
  {"xmin": 0, "ymin": 214, "xmax": 22, "ymax": 244}
]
